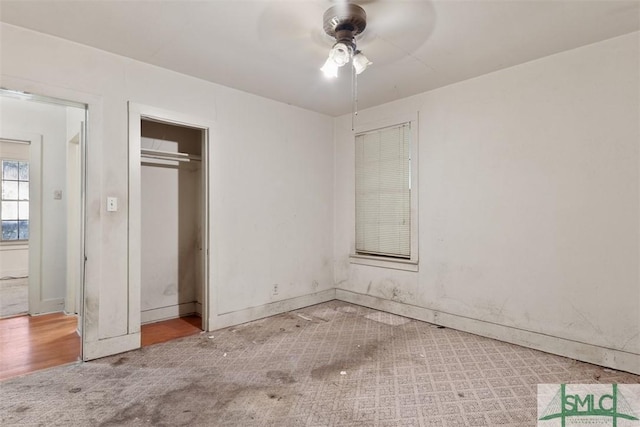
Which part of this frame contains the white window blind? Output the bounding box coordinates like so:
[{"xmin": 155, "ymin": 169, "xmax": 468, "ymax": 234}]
[{"xmin": 355, "ymin": 122, "xmax": 411, "ymax": 258}]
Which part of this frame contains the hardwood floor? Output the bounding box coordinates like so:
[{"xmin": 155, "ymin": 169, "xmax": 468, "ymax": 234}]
[
  {"xmin": 0, "ymin": 313, "xmax": 80, "ymax": 381},
  {"xmin": 0, "ymin": 313, "xmax": 201, "ymax": 381},
  {"xmin": 141, "ymin": 315, "xmax": 202, "ymax": 347}
]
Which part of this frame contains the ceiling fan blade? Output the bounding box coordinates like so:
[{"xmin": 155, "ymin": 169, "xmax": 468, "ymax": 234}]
[
  {"xmin": 354, "ymin": 0, "xmax": 435, "ymax": 65},
  {"xmin": 257, "ymin": 1, "xmax": 334, "ymax": 66}
]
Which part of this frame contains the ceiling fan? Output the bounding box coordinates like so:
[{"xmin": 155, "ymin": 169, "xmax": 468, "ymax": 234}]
[
  {"xmin": 257, "ymin": 0, "xmax": 432, "ymax": 78},
  {"xmin": 320, "ymin": 3, "xmax": 372, "ymax": 78}
]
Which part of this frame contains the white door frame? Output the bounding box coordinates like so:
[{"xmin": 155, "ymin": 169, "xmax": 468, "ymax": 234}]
[
  {"xmin": 128, "ymin": 102, "xmax": 212, "ymax": 333},
  {"xmin": 0, "ymin": 132, "xmax": 42, "ymax": 315},
  {"xmin": 0, "ymin": 81, "xmax": 104, "ymax": 361},
  {"xmin": 65, "ymin": 130, "xmax": 82, "ymax": 315}
]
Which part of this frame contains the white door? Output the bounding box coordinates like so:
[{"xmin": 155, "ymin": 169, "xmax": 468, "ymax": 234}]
[{"xmin": 65, "ymin": 127, "xmax": 82, "ymax": 315}]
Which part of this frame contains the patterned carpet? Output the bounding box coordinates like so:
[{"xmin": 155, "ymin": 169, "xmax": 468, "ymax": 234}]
[{"xmin": 1, "ymin": 300, "xmax": 638, "ymax": 426}]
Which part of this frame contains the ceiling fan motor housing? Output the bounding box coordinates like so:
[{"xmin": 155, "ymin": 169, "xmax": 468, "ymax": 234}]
[{"xmin": 323, "ymin": 3, "xmax": 367, "ymax": 48}]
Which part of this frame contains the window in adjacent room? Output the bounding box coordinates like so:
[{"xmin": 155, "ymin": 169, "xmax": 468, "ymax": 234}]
[
  {"xmin": 353, "ymin": 114, "xmax": 418, "ymax": 270},
  {"xmin": 1, "ymin": 159, "xmax": 29, "ymax": 241}
]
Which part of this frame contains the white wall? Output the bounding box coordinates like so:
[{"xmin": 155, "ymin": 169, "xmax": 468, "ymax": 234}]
[
  {"xmin": 0, "ymin": 245, "xmax": 28, "ymax": 278},
  {"xmin": 335, "ymin": 32, "xmax": 640, "ymax": 374},
  {"xmin": 3, "ymin": 22, "xmax": 635, "ymax": 372},
  {"xmin": 0, "ymin": 23, "xmax": 335, "ymax": 359},
  {"xmin": 0, "ymin": 98, "xmax": 71, "ymax": 312}
]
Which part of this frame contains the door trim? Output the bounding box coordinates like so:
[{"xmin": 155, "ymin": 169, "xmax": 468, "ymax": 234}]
[
  {"xmin": 0, "ymin": 133, "xmax": 42, "ymax": 314},
  {"xmin": 0, "ymin": 80, "xmax": 99, "ymax": 362},
  {"xmin": 128, "ymin": 102, "xmax": 213, "ymax": 335}
]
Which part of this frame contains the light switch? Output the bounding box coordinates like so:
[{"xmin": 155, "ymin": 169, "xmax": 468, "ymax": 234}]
[{"xmin": 107, "ymin": 197, "xmax": 118, "ymax": 212}]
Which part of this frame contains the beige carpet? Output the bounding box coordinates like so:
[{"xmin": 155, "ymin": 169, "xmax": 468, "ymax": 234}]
[
  {"xmin": 0, "ymin": 277, "xmax": 28, "ymax": 318},
  {"xmin": 0, "ymin": 300, "xmax": 638, "ymax": 426}
]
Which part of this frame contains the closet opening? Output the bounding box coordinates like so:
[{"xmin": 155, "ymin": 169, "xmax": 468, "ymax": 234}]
[{"xmin": 139, "ymin": 118, "xmax": 206, "ymax": 343}]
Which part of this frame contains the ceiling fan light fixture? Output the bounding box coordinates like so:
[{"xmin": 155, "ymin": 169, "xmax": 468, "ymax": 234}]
[
  {"xmin": 321, "ymin": 57, "xmax": 339, "ymax": 78},
  {"xmin": 352, "ymin": 51, "xmax": 372, "ymax": 75},
  {"xmin": 330, "ymin": 42, "xmax": 352, "ymax": 67},
  {"xmin": 321, "ymin": 3, "xmax": 371, "ymax": 77}
]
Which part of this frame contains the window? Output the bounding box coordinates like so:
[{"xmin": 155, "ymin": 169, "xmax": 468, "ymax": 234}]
[
  {"xmin": 1, "ymin": 160, "xmax": 29, "ymax": 241},
  {"xmin": 352, "ymin": 115, "xmax": 418, "ymax": 270}
]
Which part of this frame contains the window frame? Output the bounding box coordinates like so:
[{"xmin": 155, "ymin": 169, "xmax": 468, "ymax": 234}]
[
  {"xmin": 1, "ymin": 158, "xmax": 30, "ymax": 242},
  {"xmin": 350, "ymin": 113, "xmax": 419, "ymax": 271}
]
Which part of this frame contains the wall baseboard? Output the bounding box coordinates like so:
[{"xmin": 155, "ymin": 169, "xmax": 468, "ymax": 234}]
[
  {"xmin": 336, "ymin": 289, "xmax": 640, "ymax": 376},
  {"xmin": 211, "ymin": 289, "xmax": 336, "ymax": 330},
  {"xmin": 31, "ymin": 298, "xmax": 65, "ymax": 315},
  {"xmin": 141, "ymin": 302, "xmax": 197, "ymax": 324}
]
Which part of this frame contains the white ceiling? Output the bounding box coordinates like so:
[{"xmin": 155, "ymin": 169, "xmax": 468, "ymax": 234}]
[{"xmin": 1, "ymin": 0, "xmax": 638, "ymax": 116}]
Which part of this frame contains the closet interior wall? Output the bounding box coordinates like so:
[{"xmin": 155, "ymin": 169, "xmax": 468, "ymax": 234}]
[{"xmin": 140, "ymin": 120, "xmax": 203, "ymax": 325}]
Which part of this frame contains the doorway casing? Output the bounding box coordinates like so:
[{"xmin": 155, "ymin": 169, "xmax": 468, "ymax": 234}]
[
  {"xmin": 128, "ymin": 102, "xmax": 212, "ymax": 338},
  {"xmin": 0, "ymin": 134, "xmax": 40, "ymax": 316},
  {"xmin": 0, "ymin": 87, "xmax": 88, "ymax": 363}
]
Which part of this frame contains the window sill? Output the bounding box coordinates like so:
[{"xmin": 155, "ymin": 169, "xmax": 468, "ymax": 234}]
[{"xmin": 349, "ymin": 254, "xmax": 419, "ymax": 272}]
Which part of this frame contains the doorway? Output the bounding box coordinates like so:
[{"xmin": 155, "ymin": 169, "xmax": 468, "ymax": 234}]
[
  {"xmin": 0, "ymin": 89, "xmax": 86, "ymax": 377},
  {"xmin": 140, "ymin": 120, "xmax": 204, "ymax": 326},
  {"xmin": 0, "ymin": 137, "xmax": 32, "ymax": 318},
  {"xmin": 128, "ymin": 103, "xmax": 210, "ymax": 342}
]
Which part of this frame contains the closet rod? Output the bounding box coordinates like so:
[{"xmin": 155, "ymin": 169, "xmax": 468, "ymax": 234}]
[{"xmin": 140, "ymin": 148, "xmax": 201, "ymax": 162}]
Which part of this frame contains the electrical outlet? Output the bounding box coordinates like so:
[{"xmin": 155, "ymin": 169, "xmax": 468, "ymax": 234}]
[
  {"xmin": 272, "ymin": 284, "xmax": 279, "ymax": 296},
  {"xmin": 107, "ymin": 197, "xmax": 118, "ymax": 212},
  {"xmin": 53, "ymin": 190, "xmax": 62, "ymax": 200}
]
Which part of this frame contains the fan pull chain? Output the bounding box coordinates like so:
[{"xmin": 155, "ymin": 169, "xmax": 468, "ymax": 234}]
[{"xmin": 351, "ymin": 61, "xmax": 358, "ymax": 132}]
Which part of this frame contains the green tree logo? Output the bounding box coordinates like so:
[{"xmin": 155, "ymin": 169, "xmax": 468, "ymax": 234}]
[{"xmin": 539, "ymin": 384, "xmax": 638, "ymax": 426}]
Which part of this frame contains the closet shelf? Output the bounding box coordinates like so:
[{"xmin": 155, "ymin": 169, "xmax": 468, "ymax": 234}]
[{"xmin": 141, "ymin": 148, "xmax": 201, "ymax": 163}]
